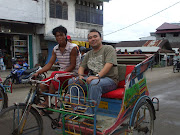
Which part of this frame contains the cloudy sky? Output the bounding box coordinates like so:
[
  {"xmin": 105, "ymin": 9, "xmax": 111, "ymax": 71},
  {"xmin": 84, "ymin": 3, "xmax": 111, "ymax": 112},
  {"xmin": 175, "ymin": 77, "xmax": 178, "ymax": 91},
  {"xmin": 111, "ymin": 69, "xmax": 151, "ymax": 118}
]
[{"xmin": 103, "ymin": 0, "xmax": 180, "ymax": 42}]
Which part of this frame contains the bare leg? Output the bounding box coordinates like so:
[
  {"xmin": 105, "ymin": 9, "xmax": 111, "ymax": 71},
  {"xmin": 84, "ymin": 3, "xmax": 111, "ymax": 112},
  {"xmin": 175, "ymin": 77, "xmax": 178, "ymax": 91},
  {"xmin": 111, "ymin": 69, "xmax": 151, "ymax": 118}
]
[
  {"xmin": 38, "ymin": 83, "xmax": 56, "ymax": 107},
  {"xmin": 38, "ymin": 83, "xmax": 49, "ymax": 107}
]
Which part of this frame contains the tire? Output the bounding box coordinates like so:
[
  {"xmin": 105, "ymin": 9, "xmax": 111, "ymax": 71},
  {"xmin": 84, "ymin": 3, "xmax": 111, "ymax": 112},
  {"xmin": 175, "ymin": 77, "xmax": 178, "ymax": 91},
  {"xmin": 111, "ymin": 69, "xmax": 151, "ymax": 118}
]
[
  {"xmin": 129, "ymin": 101, "xmax": 154, "ymax": 135},
  {"xmin": 0, "ymin": 86, "xmax": 8, "ymax": 112},
  {"xmin": 0, "ymin": 104, "xmax": 43, "ymax": 135},
  {"xmin": 3, "ymin": 77, "xmax": 13, "ymax": 86}
]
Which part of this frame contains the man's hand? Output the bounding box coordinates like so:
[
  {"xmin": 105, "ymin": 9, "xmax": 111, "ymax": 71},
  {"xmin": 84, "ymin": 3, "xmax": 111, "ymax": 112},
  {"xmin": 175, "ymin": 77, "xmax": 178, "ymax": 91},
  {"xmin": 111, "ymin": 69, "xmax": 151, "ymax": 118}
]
[
  {"xmin": 79, "ymin": 75, "xmax": 85, "ymax": 84},
  {"xmin": 86, "ymin": 76, "xmax": 99, "ymax": 84},
  {"xmin": 33, "ymin": 72, "xmax": 39, "ymax": 79}
]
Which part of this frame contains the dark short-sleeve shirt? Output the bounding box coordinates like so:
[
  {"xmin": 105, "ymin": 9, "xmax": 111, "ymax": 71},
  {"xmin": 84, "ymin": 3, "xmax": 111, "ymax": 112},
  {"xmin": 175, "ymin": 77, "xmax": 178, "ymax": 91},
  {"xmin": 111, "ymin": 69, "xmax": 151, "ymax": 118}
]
[{"xmin": 80, "ymin": 45, "xmax": 119, "ymax": 84}]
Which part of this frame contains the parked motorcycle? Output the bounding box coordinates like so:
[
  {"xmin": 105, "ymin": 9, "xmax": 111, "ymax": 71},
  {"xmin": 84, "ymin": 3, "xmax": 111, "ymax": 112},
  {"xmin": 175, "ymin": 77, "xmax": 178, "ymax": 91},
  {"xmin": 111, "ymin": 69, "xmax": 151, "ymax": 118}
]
[{"xmin": 3, "ymin": 62, "xmax": 46, "ymax": 86}]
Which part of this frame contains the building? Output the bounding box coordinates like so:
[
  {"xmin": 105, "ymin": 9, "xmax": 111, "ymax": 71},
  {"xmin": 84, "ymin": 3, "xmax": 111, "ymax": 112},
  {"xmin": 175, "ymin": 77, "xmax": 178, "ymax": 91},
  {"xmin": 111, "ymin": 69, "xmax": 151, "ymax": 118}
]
[
  {"xmin": 150, "ymin": 22, "xmax": 180, "ymax": 53},
  {"xmin": 0, "ymin": 0, "xmax": 109, "ymax": 69}
]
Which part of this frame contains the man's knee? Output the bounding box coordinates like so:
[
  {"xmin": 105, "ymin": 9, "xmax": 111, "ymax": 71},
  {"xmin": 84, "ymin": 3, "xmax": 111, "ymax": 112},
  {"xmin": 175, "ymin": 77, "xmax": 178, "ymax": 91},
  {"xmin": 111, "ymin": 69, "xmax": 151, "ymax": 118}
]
[
  {"xmin": 68, "ymin": 78, "xmax": 74, "ymax": 85},
  {"xmin": 90, "ymin": 79, "xmax": 100, "ymax": 86}
]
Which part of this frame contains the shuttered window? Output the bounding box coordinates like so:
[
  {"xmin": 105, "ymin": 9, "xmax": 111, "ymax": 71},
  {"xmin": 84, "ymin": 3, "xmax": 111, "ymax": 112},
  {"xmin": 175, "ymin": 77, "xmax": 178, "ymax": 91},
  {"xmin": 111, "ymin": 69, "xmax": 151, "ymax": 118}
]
[
  {"xmin": 62, "ymin": 2, "xmax": 68, "ymax": 20},
  {"xmin": 49, "ymin": 0, "xmax": 68, "ymax": 20},
  {"xmin": 50, "ymin": 0, "xmax": 55, "ymax": 18},
  {"xmin": 56, "ymin": 1, "xmax": 62, "ymax": 19},
  {"xmin": 75, "ymin": 1, "xmax": 103, "ymax": 25}
]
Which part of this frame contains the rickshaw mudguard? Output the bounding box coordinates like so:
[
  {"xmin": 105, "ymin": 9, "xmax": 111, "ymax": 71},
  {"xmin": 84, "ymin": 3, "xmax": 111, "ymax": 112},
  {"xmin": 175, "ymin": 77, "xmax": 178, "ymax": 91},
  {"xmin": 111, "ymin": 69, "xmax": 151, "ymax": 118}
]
[{"xmin": 129, "ymin": 95, "xmax": 156, "ymax": 127}]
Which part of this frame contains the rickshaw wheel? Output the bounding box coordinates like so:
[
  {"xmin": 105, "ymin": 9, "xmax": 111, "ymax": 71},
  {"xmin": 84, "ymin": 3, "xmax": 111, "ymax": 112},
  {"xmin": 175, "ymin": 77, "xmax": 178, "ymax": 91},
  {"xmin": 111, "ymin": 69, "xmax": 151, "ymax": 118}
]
[{"xmin": 129, "ymin": 101, "xmax": 154, "ymax": 135}]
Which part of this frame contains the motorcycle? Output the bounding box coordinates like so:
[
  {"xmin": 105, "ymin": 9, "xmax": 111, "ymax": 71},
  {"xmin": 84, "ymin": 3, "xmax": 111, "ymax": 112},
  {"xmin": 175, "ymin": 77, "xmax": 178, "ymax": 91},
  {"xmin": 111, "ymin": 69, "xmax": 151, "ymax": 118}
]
[
  {"xmin": 3, "ymin": 62, "xmax": 46, "ymax": 86},
  {"xmin": 173, "ymin": 59, "xmax": 180, "ymax": 73}
]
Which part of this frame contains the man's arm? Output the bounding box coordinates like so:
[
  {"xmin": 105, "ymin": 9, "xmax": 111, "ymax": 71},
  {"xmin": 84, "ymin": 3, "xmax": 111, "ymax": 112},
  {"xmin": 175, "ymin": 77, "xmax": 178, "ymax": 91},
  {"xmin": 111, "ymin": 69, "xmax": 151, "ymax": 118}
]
[
  {"xmin": 64, "ymin": 47, "xmax": 77, "ymax": 72},
  {"xmin": 78, "ymin": 66, "xmax": 85, "ymax": 76},
  {"xmin": 86, "ymin": 63, "xmax": 113, "ymax": 84},
  {"xmin": 98, "ymin": 63, "xmax": 113, "ymax": 77}
]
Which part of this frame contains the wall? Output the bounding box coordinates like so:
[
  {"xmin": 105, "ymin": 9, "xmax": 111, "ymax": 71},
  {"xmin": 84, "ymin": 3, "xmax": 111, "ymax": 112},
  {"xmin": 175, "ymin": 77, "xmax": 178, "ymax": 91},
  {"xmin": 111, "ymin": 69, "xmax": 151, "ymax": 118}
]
[
  {"xmin": 45, "ymin": 0, "xmax": 98, "ymax": 41},
  {"xmin": 155, "ymin": 33, "xmax": 180, "ymax": 43},
  {"xmin": 0, "ymin": 0, "xmax": 45, "ymax": 24}
]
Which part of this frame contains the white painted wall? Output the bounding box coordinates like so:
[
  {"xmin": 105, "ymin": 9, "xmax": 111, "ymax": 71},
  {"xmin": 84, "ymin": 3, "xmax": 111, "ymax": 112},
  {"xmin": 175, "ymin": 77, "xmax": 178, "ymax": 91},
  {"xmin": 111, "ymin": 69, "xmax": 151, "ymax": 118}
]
[
  {"xmin": 0, "ymin": 0, "xmax": 45, "ymax": 24},
  {"xmin": 32, "ymin": 34, "xmax": 41, "ymax": 66},
  {"xmin": 45, "ymin": 0, "xmax": 89, "ymax": 40}
]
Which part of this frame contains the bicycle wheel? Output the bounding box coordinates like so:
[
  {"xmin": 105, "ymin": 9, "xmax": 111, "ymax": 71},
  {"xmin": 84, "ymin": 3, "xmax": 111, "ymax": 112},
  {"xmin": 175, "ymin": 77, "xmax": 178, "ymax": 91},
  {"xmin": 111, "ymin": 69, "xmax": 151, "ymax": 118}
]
[
  {"xmin": 0, "ymin": 86, "xmax": 8, "ymax": 111},
  {"xmin": 0, "ymin": 104, "xmax": 43, "ymax": 135},
  {"xmin": 129, "ymin": 101, "xmax": 154, "ymax": 135}
]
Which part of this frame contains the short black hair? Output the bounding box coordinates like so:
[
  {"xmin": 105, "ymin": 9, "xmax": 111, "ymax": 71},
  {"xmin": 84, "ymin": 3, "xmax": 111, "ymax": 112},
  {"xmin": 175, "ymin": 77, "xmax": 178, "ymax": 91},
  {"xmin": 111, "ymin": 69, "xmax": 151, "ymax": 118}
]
[
  {"xmin": 52, "ymin": 25, "xmax": 67, "ymax": 36},
  {"xmin": 88, "ymin": 29, "xmax": 101, "ymax": 38}
]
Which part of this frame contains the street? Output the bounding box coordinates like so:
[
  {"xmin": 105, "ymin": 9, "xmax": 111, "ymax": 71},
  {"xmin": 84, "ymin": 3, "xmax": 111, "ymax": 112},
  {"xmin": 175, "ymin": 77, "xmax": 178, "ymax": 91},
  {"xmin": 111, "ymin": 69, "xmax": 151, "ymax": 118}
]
[
  {"xmin": 147, "ymin": 67, "xmax": 180, "ymax": 135},
  {"xmin": 1, "ymin": 66, "xmax": 180, "ymax": 135}
]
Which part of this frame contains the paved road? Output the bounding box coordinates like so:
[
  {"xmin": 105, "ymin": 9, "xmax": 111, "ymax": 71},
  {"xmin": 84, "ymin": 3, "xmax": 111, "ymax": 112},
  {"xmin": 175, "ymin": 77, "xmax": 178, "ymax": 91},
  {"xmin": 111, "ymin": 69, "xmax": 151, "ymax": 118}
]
[
  {"xmin": 147, "ymin": 67, "xmax": 180, "ymax": 135},
  {"xmin": 1, "ymin": 66, "xmax": 180, "ymax": 135}
]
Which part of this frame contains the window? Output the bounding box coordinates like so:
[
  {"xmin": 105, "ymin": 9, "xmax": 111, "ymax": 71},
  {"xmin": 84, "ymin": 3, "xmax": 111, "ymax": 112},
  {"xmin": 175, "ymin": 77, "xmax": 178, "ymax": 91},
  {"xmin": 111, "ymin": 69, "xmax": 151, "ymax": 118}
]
[
  {"xmin": 161, "ymin": 33, "xmax": 166, "ymax": 37},
  {"xmin": 49, "ymin": 0, "xmax": 68, "ymax": 20},
  {"xmin": 62, "ymin": 2, "xmax": 68, "ymax": 20},
  {"xmin": 173, "ymin": 33, "xmax": 179, "ymax": 37},
  {"xmin": 75, "ymin": 1, "xmax": 103, "ymax": 25},
  {"xmin": 50, "ymin": 0, "xmax": 55, "ymax": 18}
]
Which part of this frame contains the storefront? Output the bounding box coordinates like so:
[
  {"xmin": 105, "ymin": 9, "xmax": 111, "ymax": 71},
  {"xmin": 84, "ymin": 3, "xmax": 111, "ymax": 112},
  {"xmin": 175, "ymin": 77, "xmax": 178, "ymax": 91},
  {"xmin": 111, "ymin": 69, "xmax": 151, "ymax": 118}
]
[{"xmin": 0, "ymin": 21, "xmax": 34, "ymax": 69}]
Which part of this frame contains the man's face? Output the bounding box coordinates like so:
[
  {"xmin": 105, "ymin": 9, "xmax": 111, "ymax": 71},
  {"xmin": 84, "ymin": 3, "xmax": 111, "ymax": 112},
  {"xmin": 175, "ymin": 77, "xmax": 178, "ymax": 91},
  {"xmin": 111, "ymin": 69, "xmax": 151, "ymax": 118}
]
[
  {"xmin": 55, "ymin": 32, "xmax": 66, "ymax": 45},
  {"xmin": 88, "ymin": 32, "xmax": 102, "ymax": 49}
]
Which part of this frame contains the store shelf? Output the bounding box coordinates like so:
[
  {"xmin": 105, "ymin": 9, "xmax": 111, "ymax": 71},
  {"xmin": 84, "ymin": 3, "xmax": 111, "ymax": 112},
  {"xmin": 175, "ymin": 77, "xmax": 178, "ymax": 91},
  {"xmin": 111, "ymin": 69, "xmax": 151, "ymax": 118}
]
[
  {"xmin": 13, "ymin": 40, "xmax": 28, "ymax": 65},
  {"xmin": 14, "ymin": 45, "xmax": 27, "ymax": 47}
]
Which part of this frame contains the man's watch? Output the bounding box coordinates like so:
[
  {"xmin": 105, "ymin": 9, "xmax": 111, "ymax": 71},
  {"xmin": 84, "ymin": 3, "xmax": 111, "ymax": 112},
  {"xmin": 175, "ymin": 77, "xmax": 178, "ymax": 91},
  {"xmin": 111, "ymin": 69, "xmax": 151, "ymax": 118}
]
[{"xmin": 95, "ymin": 74, "xmax": 100, "ymax": 78}]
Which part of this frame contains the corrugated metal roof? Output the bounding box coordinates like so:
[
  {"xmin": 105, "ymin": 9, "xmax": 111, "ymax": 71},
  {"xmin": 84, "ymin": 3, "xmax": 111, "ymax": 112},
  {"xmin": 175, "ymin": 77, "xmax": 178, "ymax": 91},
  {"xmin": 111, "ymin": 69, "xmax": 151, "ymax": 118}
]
[
  {"xmin": 156, "ymin": 22, "xmax": 180, "ymax": 30},
  {"xmin": 155, "ymin": 29, "xmax": 180, "ymax": 33},
  {"xmin": 116, "ymin": 47, "xmax": 160, "ymax": 52},
  {"xmin": 115, "ymin": 40, "xmax": 171, "ymax": 49},
  {"xmin": 115, "ymin": 40, "xmax": 147, "ymax": 47}
]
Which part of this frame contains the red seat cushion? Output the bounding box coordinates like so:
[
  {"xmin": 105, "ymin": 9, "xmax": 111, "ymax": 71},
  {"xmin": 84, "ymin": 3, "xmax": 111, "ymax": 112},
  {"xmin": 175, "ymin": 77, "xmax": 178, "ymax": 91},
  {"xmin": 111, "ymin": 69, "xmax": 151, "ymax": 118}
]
[
  {"xmin": 125, "ymin": 65, "xmax": 135, "ymax": 76},
  {"xmin": 101, "ymin": 88, "xmax": 125, "ymax": 99}
]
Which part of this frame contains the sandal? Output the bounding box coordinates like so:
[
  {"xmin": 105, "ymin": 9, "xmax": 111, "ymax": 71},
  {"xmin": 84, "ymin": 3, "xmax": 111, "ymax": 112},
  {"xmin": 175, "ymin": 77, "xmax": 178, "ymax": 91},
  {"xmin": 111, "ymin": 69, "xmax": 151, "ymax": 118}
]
[{"xmin": 36, "ymin": 103, "xmax": 49, "ymax": 109}]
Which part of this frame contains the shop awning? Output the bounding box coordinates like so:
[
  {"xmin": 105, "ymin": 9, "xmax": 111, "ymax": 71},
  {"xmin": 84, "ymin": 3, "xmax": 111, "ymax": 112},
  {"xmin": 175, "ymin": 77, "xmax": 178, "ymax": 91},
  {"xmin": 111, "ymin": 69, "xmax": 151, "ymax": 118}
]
[{"xmin": 98, "ymin": 0, "xmax": 110, "ymax": 2}]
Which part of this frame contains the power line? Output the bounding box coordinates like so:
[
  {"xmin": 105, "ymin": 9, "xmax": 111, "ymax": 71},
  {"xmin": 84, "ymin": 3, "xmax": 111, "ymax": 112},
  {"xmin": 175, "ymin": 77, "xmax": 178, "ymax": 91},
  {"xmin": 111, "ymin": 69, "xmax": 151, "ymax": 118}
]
[{"xmin": 104, "ymin": 1, "xmax": 180, "ymax": 36}]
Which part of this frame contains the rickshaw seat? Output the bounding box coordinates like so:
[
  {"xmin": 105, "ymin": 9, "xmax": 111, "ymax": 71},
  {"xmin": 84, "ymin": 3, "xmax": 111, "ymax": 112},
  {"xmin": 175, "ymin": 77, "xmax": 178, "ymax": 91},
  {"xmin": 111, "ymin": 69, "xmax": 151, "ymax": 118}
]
[{"xmin": 101, "ymin": 65, "xmax": 135, "ymax": 99}]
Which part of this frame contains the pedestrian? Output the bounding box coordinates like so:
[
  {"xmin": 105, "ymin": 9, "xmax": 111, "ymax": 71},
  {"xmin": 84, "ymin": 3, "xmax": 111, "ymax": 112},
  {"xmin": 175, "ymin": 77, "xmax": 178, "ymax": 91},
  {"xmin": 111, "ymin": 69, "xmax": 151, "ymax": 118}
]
[
  {"xmin": 124, "ymin": 49, "xmax": 129, "ymax": 54},
  {"xmin": 33, "ymin": 25, "xmax": 81, "ymax": 108},
  {"xmin": 68, "ymin": 29, "xmax": 118, "ymax": 119}
]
